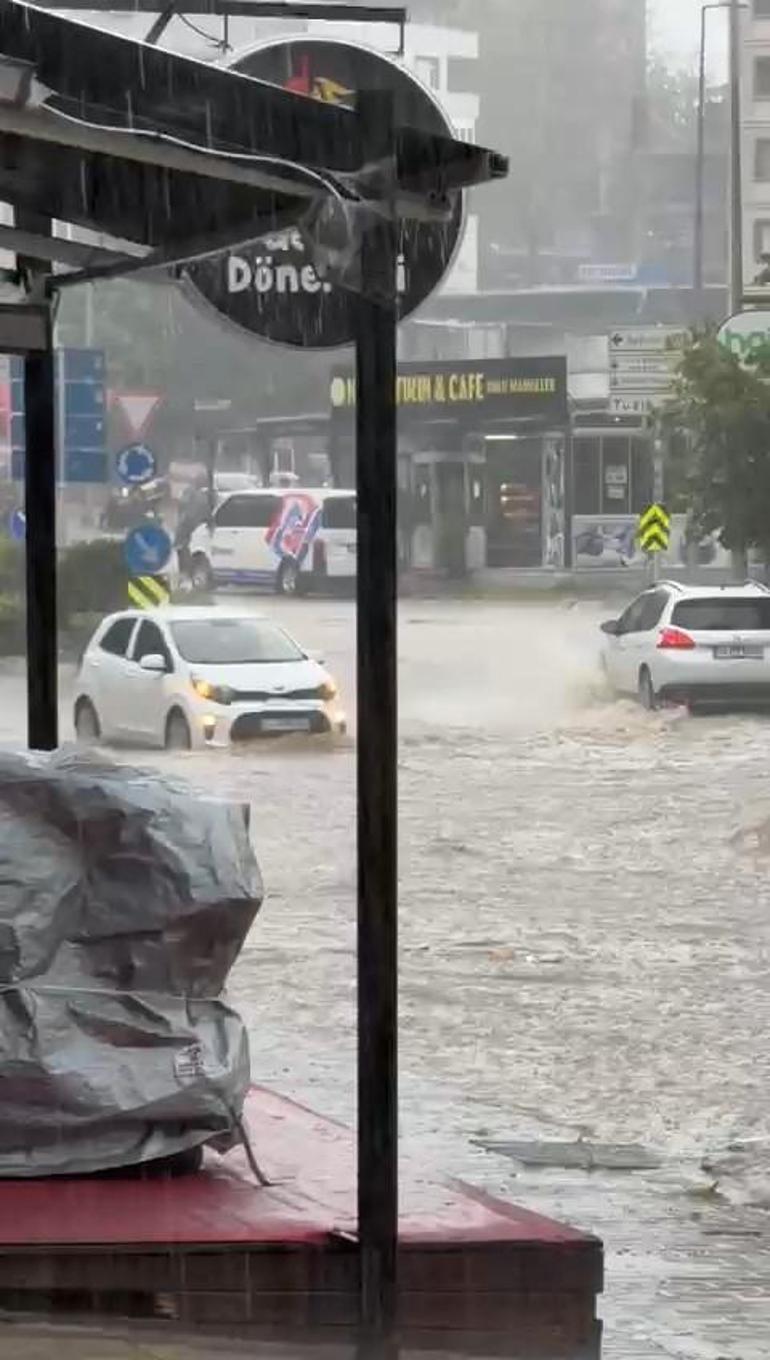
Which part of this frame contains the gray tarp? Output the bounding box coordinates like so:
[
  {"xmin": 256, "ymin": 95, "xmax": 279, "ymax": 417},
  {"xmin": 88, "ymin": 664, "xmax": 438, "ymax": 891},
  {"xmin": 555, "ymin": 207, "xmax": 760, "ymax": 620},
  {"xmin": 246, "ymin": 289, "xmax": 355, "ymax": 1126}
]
[{"xmin": 0, "ymin": 750, "xmax": 262, "ymax": 1176}]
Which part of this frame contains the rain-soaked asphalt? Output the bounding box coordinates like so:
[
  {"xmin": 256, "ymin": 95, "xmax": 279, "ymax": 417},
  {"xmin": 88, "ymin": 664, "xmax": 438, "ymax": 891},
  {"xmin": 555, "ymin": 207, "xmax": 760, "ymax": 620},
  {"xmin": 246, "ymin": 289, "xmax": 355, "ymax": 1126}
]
[{"xmin": 5, "ymin": 594, "xmax": 770, "ymax": 1360}]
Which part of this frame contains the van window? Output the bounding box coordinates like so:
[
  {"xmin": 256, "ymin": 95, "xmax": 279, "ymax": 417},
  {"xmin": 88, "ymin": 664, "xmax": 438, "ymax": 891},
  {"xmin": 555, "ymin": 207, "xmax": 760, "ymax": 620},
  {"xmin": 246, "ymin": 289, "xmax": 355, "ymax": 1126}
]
[
  {"xmin": 215, "ymin": 494, "xmax": 280, "ymax": 529},
  {"xmin": 321, "ymin": 496, "xmax": 357, "ymax": 531}
]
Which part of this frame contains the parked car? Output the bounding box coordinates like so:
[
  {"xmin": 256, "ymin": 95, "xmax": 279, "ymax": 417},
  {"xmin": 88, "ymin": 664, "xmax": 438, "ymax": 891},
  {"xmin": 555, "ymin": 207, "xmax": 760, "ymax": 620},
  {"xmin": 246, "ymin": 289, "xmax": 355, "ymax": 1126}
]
[
  {"xmin": 73, "ymin": 606, "xmax": 347, "ymax": 748},
  {"xmin": 600, "ymin": 581, "xmax": 770, "ymax": 710},
  {"xmin": 187, "ymin": 488, "xmax": 356, "ymax": 596}
]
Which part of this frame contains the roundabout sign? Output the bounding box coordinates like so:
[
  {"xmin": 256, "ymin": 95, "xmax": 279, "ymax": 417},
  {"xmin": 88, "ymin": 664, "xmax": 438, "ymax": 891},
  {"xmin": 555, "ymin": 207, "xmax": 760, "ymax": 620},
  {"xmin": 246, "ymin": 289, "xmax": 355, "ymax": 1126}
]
[{"xmin": 185, "ymin": 38, "xmax": 464, "ymax": 349}]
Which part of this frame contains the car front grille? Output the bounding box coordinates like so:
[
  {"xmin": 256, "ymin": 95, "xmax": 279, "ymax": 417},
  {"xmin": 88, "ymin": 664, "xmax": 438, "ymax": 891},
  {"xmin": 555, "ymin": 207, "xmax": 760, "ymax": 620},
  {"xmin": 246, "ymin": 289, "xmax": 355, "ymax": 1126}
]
[
  {"xmin": 231, "ymin": 712, "xmax": 330, "ymax": 741},
  {"xmin": 234, "ymin": 687, "xmax": 323, "ymax": 702}
]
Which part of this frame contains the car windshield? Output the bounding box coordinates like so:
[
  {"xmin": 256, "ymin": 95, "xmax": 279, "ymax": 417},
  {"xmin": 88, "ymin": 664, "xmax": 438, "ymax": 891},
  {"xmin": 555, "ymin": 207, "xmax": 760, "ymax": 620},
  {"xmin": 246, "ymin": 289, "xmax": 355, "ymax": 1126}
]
[
  {"xmin": 170, "ymin": 618, "xmax": 303, "ymax": 664},
  {"xmin": 671, "ymin": 599, "xmax": 770, "ymax": 631}
]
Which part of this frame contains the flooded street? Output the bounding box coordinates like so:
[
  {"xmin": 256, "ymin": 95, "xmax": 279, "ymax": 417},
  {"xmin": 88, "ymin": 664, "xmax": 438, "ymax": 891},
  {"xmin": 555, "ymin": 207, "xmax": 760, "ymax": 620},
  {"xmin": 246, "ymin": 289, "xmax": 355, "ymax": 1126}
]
[{"xmin": 7, "ymin": 594, "xmax": 770, "ymax": 1359}]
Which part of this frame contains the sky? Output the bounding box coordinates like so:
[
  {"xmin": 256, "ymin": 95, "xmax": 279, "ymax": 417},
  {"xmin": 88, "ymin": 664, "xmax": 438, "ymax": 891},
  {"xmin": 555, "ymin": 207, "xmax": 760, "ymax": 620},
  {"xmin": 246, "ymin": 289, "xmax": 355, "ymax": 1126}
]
[{"xmin": 650, "ymin": 0, "xmax": 729, "ymax": 73}]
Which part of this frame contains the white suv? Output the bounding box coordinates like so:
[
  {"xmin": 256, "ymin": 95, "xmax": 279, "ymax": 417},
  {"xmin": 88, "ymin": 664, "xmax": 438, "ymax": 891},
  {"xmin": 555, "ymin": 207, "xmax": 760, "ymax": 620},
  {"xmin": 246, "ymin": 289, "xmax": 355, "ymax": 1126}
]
[{"xmin": 600, "ymin": 581, "xmax": 770, "ymax": 710}]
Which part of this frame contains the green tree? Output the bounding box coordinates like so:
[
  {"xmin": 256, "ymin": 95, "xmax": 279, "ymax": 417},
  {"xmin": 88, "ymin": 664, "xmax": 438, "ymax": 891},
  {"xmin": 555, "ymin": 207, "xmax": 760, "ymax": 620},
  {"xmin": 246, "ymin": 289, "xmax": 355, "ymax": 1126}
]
[{"xmin": 662, "ymin": 330, "xmax": 770, "ymax": 572}]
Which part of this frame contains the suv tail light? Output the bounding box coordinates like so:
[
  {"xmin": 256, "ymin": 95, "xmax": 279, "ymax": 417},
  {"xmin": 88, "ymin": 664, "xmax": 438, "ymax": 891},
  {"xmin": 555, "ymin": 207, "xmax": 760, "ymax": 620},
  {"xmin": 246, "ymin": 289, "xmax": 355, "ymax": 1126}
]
[
  {"xmin": 657, "ymin": 626, "xmax": 695, "ymax": 651},
  {"xmin": 313, "ymin": 539, "xmax": 327, "ymax": 574}
]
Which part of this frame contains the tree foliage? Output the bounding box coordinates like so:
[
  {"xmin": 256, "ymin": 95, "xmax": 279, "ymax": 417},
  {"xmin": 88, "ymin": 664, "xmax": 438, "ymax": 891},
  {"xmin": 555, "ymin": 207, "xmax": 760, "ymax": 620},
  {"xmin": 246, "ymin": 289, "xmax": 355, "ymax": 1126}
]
[{"xmin": 662, "ymin": 330, "xmax": 770, "ymax": 562}]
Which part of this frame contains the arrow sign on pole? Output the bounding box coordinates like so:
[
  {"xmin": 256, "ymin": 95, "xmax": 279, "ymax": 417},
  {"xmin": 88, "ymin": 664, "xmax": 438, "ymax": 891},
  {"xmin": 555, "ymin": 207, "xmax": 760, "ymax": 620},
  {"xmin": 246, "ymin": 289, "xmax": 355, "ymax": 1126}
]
[{"xmin": 637, "ymin": 503, "xmax": 671, "ymax": 554}]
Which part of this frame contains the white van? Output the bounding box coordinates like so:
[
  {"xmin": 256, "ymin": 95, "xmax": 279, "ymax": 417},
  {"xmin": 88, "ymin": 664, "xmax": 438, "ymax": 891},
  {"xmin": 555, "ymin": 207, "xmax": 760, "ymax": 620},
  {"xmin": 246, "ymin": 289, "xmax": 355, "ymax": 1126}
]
[{"xmin": 187, "ymin": 488, "xmax": 357, "ymax": 596}]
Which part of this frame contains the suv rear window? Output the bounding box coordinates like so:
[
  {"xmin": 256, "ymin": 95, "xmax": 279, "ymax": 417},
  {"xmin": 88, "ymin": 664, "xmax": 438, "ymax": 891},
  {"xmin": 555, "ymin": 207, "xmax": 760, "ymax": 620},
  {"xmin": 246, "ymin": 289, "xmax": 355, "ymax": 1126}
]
[
  {"xmin": 321, "ymin": 496, "xmax": 356, "ymax": 530},
  {"xmin": 671, "ymin": 598, "xmax": 770, "ymax": 630}
]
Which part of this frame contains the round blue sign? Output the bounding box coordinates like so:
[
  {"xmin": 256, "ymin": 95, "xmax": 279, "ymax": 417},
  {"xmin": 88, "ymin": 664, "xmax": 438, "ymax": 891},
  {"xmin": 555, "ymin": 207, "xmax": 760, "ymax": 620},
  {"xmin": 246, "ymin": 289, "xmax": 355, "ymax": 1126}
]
[
  {"xmin": 9, "ymin": 509, "xmax": 25, "ymax": 542},
  {"xmin": 123, "ymin": 522, "xmax": 172, "ymax": 577},
  {"xmin": 116, "ymin": 443, "xmax": 157, "ymax": 486}
]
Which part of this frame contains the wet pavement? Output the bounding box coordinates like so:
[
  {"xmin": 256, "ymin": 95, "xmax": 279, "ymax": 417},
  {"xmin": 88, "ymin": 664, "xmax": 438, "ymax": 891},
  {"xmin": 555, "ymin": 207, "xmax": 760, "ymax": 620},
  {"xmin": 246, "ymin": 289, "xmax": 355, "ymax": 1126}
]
[{"xmin": 4, "ymin": 595, "xmax": 770, "ymax": 1358}]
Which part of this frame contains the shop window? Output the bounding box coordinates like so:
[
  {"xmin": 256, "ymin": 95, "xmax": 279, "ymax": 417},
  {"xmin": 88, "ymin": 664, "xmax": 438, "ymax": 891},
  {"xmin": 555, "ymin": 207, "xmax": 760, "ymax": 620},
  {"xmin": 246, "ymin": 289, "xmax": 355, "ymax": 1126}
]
[
  {"xmin": 413, "ymin": 467, "xmax": 432, "ymax": 526},
  {"xmin": 631, "ymin": 439, "xmax": 653, "ymax": 512},
  {"xmin": 602, "ymin": 440, "xmax": 630, "ymax": 514},
  {"xmin": 469, "ymin": 469, "xmax": 485, "ymax": 526},
  {"xmin": 573, "ymin": 437, "xmax": 600, "ymax": 514},
  {"xmin": 754, "ymin": 219, "xmax": 770, "ymax": 263},
  {"xmin": 755, "ymin": 56, "xmax": 770, "ymax": 98},
  {"xmin": 756, "ymin": 140, "xmax": 770, "ymax": 180}
]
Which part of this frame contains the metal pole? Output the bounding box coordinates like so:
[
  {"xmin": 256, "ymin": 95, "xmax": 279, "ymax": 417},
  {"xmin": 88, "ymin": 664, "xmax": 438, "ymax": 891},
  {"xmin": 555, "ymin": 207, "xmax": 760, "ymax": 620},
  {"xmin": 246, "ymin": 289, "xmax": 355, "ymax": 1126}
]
[
  {"xmin": 355, "ymin": 87, "xmax": 398, "ymax": 1360},
  {"xmin": 17, "ymin": 213, "xmax": 58, "ymax": 751},
  {"xmin": 729, "ymin": 0, "xmax": 744, "ymax": 312},
  {"xmin": 694, "ymin": 4, "xmax": 708, "ymax": 303}
]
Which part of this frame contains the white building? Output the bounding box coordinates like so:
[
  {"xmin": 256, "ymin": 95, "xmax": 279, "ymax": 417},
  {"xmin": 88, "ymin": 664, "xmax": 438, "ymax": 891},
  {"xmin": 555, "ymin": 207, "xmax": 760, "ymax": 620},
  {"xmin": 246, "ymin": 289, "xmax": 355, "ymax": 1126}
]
[{"xmin": 741, "ymin": 0, "xmax": 770, "ymax": 286}]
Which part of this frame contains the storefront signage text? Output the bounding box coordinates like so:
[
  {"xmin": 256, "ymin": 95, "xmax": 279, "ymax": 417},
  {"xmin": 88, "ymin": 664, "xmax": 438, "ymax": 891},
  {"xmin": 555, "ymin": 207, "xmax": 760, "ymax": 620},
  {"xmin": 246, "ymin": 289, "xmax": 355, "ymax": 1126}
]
[{"xmin": 330, "ymin": 365, "xmax": 564, "ymax": 414}]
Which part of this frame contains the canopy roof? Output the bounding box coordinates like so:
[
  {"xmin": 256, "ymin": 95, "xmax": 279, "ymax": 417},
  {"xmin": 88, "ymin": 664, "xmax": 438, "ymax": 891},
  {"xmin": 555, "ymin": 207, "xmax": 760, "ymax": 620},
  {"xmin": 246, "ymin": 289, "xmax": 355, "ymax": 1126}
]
[{"xmin": 0, "ymin": 0, "xmax": 507, "ymax": 277}]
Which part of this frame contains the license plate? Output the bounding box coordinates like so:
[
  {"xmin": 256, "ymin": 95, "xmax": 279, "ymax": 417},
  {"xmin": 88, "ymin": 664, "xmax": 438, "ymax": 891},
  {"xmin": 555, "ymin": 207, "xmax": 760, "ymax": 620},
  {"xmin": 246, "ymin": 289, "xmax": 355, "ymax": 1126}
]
[
  {"xmin": 714, "ymin": 645, "xmax": 764, "ymax": 660},
  {"xmin": 262, "ymin": 716, "xmax": 311, "ymax": 733}
]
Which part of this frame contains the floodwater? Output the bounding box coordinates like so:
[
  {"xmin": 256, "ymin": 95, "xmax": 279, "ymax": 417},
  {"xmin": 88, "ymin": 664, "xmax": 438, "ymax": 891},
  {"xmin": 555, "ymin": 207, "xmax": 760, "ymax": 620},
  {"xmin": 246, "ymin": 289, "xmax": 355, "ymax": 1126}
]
[{"xmin": 7, "ymin": 595, "xmax": 770, "ymax": 1359}]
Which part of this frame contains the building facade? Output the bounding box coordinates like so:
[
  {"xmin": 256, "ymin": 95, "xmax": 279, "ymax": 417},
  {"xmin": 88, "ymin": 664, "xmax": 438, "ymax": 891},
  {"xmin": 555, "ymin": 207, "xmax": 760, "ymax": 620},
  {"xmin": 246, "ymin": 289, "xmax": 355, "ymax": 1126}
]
[{"xmin": 741, "ymin": 0, "xmax": 770, "ymax": 286}]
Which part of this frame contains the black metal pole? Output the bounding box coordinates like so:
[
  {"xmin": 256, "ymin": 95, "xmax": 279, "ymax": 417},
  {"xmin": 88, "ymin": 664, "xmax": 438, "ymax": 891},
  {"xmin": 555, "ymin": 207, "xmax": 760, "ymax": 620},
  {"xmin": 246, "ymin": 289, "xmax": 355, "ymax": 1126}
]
[
  {"xmin": 17, "ymin": 215, "xmax": 58, "ymax": 751},
  {"xmin": 355, "ymin": 87, "xmax": 398, "ymax": 1360},
  {"xmin": 694, "ymin": 3, "xmax": 708, "ymax": 304}
]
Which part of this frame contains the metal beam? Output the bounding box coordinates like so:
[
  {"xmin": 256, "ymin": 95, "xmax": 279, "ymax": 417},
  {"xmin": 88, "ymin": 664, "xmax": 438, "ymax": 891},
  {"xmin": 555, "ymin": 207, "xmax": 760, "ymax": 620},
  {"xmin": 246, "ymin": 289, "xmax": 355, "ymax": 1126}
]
[
  {"xmin": 33, "ymin": 0, "xmax": 406, "ymax": 20},
  {"xmin": 0, "ymin": 105, "xmax": 324, "ymax": 203},
  {"xmin": 356, "ymin": 87, "xmax": 398, "ymax": 1360},
  {"xmin": 0, "ymin": 225, "xmax": 148, "ymax": 270}
]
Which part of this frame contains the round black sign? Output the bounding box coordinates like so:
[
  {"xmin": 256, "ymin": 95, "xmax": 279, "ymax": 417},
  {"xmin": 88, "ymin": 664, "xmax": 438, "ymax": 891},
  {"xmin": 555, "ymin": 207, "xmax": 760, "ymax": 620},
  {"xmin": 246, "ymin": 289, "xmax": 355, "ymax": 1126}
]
[{"xmin": 184, "ymin": 38, "xmax": 463, "ymax": 350}]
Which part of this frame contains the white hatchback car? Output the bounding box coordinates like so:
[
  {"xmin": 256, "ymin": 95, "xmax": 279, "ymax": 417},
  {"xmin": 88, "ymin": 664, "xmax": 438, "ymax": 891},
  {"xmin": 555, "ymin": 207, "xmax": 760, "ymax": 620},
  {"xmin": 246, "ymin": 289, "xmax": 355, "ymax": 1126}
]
[
  {"xmin": 600, "ymin": 581, "xmax": 770, "ymax": 709},
  {"xmin": 73, "ymin": 607, "xmax": 346, "ymax": 749}
]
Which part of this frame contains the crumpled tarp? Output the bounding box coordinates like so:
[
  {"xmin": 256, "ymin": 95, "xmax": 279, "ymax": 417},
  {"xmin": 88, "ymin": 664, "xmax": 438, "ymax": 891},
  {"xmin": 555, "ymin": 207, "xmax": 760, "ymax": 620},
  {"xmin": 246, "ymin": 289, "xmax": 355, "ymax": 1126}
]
[{"xmin": 0, "ymin": 749, "xmax": 263, "ymax": 1176}]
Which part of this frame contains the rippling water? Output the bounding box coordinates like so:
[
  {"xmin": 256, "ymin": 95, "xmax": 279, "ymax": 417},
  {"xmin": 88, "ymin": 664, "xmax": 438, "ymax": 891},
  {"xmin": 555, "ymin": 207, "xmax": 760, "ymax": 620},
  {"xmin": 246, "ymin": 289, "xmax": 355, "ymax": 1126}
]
[{"xmin": 7, "ymin": 595, "xmax": 770, "ymax": 1357}]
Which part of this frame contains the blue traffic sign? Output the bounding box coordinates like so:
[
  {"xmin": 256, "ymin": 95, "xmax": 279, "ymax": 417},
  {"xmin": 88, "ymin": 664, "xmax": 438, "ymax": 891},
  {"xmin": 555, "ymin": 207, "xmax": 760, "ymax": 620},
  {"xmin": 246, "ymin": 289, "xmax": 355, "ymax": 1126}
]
[
  {"xmin": 116, "ymin": 443, "xmax": 157, "ymax": 486},
  {"xmin": 9, "ymin": 509, "xmax": 25, "ymax": 542},
  {"xmin": 123, "ymin": 522, "xmax": 172, "ymax": 577}
]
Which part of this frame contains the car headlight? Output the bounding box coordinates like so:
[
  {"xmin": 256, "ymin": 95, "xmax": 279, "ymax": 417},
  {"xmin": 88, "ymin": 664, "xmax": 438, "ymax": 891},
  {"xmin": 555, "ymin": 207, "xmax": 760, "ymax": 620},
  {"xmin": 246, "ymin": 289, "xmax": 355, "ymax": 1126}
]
[
  {"xmin": 318, "ymin": 679, "xmax": 338, "ymax": 701},
  {"xmin": 192, "ymin": 676, "xmax": 237, "ymax": 705}
]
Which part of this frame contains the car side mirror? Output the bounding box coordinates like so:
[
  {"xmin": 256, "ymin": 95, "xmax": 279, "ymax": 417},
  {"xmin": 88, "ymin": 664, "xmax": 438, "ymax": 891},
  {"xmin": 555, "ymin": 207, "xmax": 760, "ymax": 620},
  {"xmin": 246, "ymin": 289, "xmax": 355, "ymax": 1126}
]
[
  {"xmin": 600, "ymin": 619, "xmax": 621, "ymax": 636},
  {"xmin": 139, "ymin": 653, "xmax": 167, "ymax": 673}
]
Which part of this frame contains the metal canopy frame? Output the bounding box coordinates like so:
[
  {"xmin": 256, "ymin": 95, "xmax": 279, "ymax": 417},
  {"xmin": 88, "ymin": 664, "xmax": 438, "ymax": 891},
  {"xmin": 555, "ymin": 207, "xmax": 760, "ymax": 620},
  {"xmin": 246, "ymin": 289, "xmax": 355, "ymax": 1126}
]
[{"xmin": 0, "ymin": 3, "xmax": 507, "ymax": 1353}]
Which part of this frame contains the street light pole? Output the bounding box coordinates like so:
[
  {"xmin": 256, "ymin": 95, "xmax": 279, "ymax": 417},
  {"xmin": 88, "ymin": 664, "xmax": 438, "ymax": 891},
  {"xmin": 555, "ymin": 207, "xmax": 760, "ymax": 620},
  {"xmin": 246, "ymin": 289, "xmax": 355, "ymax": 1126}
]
[
  {"xmin": 729, "ymin": 0, "xmax": 744, "ymax": 312},
  {"xmin": 694, "ymin": 4, "xmax": 711, "ymax": 304}
]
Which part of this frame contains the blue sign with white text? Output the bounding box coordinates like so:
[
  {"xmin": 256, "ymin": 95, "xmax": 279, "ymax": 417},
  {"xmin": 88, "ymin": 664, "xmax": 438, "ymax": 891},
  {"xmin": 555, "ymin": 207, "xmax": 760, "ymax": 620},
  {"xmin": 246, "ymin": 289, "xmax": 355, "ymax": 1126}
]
[
  {"xmin": 123, "ymin": 522, "xmax": 172, "ymax": 577},
  {"xmin": 116, "ymin": 443, "xmax": 157, "ymax": 486},
  {"xmin": 11, "ymin": 348, "xmax": 108, "ymax": 484}
]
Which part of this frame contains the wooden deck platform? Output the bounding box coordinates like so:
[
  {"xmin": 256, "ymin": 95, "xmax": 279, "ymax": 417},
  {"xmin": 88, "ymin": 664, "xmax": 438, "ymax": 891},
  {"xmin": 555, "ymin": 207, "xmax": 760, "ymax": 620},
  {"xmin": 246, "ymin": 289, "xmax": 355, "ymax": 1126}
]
[{"xmin": 0, "ymin": 1088, "xmax": 603, "ymax": 1357}]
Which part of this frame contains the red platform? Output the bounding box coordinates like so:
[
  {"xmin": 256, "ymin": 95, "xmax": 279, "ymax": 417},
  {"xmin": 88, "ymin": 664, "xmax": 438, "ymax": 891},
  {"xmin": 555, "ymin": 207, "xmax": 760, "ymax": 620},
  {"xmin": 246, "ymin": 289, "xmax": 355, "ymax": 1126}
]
[{"xmin": 0, "ymin": 1088, "xmax": 603, "ymax": 1357}]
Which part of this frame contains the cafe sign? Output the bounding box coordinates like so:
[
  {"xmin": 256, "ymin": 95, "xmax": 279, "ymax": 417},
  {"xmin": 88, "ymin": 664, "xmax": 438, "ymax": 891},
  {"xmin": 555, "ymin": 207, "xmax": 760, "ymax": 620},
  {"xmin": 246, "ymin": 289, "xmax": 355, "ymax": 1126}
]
[{"xmin": 330, "ymin": 358, "xmax": 569, "ymax": 423}]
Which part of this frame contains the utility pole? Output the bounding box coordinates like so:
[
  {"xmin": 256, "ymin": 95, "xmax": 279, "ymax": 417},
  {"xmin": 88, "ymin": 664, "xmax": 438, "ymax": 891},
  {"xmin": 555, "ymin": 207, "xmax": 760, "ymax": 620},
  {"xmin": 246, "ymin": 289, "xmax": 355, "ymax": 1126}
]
[{"xmin": 729, "ymin": 0, "xmax": 744, "ymax": 313}]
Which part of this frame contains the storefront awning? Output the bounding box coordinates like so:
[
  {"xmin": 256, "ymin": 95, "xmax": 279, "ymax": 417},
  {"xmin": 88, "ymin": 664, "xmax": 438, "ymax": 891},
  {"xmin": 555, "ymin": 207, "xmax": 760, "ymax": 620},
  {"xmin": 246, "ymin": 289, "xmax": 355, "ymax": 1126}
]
[{"xmin": 0, "ymin": 0, "xmax": 507, "ymax": 275}]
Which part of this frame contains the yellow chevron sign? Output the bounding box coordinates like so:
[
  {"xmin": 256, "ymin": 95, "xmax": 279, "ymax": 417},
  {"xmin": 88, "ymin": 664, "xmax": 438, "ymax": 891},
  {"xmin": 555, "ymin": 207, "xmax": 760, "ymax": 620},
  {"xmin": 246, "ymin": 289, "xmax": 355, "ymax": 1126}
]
[
  {"xmin": 128, "ymin": 575, "xmax": 170, "ymax": 609},
  {"xmin": 637, "ymin": 503, "xmax": 671, "ymax": 554}
]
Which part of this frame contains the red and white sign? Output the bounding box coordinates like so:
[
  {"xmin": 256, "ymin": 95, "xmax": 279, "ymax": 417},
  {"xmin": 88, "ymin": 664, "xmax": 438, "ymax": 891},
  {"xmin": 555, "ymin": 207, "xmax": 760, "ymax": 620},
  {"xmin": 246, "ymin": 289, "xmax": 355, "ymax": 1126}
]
[{"xmin": 110, "ymin": 390, "xmax": 162, "ymax": 439}]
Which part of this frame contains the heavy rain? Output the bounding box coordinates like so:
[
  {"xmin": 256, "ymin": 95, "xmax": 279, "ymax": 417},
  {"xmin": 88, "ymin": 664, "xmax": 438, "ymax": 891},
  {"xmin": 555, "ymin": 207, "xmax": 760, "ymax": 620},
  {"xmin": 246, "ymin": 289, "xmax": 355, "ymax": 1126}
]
[{"xmin": 0, "ymin": 0, "xmax": 768, "ymax": 1358}]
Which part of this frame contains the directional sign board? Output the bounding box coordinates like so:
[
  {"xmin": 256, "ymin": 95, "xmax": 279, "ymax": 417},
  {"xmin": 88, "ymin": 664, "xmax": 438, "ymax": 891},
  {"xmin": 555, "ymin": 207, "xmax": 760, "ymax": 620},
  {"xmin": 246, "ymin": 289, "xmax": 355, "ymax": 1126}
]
[
  {"xmin": 607, "ymin": 327, "xmax": 685, "ymax": 416},
  {"xmin": 608, "ymin": 394, "xmax": 658, "ymax": 417},
  {"xmin": 116, "ymin": 443, "xmax": 156, "ymax": 486},
  {"xmin": 637, "ymin": 503, "xmax": 671, "ymax": 554},
  {"xmin": 123, "ymin": 523, "xmax": 172, "ymax": 578},
  {"xmin": 610, "ymin": 328, "xmax": 688, "ymax": 354}
]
